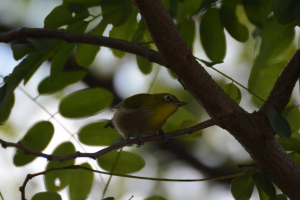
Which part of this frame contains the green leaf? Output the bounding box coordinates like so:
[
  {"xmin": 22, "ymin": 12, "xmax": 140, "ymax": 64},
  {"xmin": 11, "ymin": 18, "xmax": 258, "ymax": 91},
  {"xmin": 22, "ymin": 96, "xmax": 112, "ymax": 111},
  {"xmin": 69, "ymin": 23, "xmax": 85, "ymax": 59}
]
[
  {"xmin": 200, "ymin": 8, "xmax": 226, "ymax": 62},
  {"xmin": 256, "ymin": 187, "xmax": 274, "ymax": 200},
  {"xmin": 3, "ymin": 52, "xmax": 43, "ymax": 92},
  {"xmin": 144, "ymin": 196, "xmax": 167, "ymax": 200},
  {"xmin": 50, "ymin": 42, "xmax": 76, "ymax": 84},
  {"xmin": 167, "ymin": 69, "xmax": 177, "ymax": 79},
  {"xmin": 131, "ymin": 20, "xmax": 147, "ymax": 43},
  {"xmin": 220, "ymin": 0, "xmax": 249, "ymax": 42},
  {"xmin": 0, "ymin": 93, "xmax": 14, "ymax": 124},
  {"xmin": 97, "ymin": 151, "xmax": 145, "ymax": 174},
  {"xmin": 38, "ymin": 71, "xmax": 87, "ymax": 94},
  {"xmin": 223, "ymin": 83, "xmax": 242, "ymax": 104},
  {"xmin": 76, "ymin": 21, "xmax": 108, "ymax": 68},
  {"xmin": 289, "ymin": 152, "xmax": 300, "ymax": 167},
  {"xmin": 282, "ymin": 105, "xmax": 300, "ymax": 131},
  {"xmin": 101, "ymin": 0, "xmax": 134, "ymax": 27},
  {"xmin": 76, "ymin": 45, "xmax": 99, "ymax": 68},
  {"xmin": 69, "ymin": 163, "xmax": 94, "ymax": 200},
  {"xmin": 23, "ymin": 52, "xmax": 52, "ymax": 85},
  {"xmin": 268, "ymin": 107, "xmax": 291, "ymax": 138},
  {"xmin": 169, "ymin": 0, "xmax": 178, "ymax": 18},
  {"xmin": 242, "ymin": 0, "xmax": 272, "ymax": 27},
  {"xmin": 176, "ymin": 0, "xmax": 202, "ymax": 21},
  {"xmin": 78, "ymin": 121, "xmax": 120, "ymax": 146},
  {"xmin": 294, "ymin": 2, "xmax": 300, "ymax": 21},
  {"xmin": 45, "ymin": 142, "xmax": 75, "ymax": 192},
  {"xmin": 44, "ymin": 3, "xmax": 90, "ymax": 29},
  {"xmin": 252, "ymin": 172, "xmax": 276, "ymax": 200},
  {"xmin": 136, "ymin": 44, "xmax": 153, "ymax": 74},
  {"xmin": 10, "ymin": 44, "xmax": 36, "ymax": 60},
  {"xmin": 143, "ymin": 27, "xmax": 153, "ymax": 42},
  {"xmin": 231, "ymin": 171, "xmax": 254, "ymax": 200},
  {"xmin": 258, "ymin": 16, "xmax": 295, "ymax": 60},
  {"xmin": 276, "ymin": 132, "xmax": 300, "ymax": 151},
  {"xmin": 163, "ymin": 108, "xmax": 202, "ymax": 141},
  {"xmin": 66, "ymin": 20, "xmax": 89, "ymax": 33},
  {"xmin": 248, "ymin": 61, "xmax": 287, "ymax": 107},
  {"xmin": 28, "ymin": 38, "xmax": 59, "ymax": 55},
  {"xmin": 276, "ymin": 194, "xmax": 287, "ymax": 200},
  {"xmin": 63, "ymin": 0, "xmax": 102, "ymax": 8},
  {"xmin": 103, "ymin": 197, "xmax": 115, "ymax": 200},
  {"xmin": 59, "ymin": 88, "xmax": 113, "ymax": 118},
  {"xmin": 32, "ymin": 192, "xmax": 62, "ymax": 200},
  {"xmin": 136, "ymin": 55, "xmax": 152, "ymax": 74},
  {"xmin": 178, "ymin": 18, "xmax": 195, "ymax": 52},
  {"xmin": 0, "ymin": 51, "xmax": 53, "ymax": 112},
  {"xmin": 13, "ymin": 121, "xmax": 54, "ymax": 166},
  {"xmin": 109, "ymin": 12, "xmax": 138, "ymax": 57},
  {"xmin": 273, "ymin": 0, "xmax": 298, "ymax": 25}
]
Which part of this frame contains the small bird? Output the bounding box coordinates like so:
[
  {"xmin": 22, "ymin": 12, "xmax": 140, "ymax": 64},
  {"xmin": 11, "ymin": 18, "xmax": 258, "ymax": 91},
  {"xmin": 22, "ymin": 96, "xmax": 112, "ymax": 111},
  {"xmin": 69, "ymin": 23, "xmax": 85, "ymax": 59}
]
[{"xmin": 104, "ymin": 93, "xmax": 187, "ymax": 146}]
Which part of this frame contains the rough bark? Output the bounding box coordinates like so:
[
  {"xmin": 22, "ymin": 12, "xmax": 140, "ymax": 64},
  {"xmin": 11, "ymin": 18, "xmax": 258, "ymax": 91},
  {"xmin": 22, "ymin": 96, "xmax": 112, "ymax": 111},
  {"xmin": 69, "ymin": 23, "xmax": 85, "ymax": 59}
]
[{"xmin": 133, "ymin": 0, "xmax": 300, "ymax": 199}]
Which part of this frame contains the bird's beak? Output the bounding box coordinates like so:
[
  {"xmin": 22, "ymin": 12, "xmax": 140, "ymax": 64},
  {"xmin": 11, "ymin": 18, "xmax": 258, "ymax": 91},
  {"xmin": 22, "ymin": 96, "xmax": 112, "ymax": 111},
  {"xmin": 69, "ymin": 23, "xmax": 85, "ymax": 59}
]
[{"xmin": 174, "ymin": 101, "xmax": 188, "ymax": 107}]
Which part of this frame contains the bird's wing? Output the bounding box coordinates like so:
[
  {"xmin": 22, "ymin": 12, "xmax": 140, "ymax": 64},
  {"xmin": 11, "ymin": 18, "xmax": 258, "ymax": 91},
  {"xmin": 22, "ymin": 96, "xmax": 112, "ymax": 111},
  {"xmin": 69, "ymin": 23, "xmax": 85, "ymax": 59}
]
[{"xmin": 117, "ymin": 94, "xmax": 153, "ymax": 111}]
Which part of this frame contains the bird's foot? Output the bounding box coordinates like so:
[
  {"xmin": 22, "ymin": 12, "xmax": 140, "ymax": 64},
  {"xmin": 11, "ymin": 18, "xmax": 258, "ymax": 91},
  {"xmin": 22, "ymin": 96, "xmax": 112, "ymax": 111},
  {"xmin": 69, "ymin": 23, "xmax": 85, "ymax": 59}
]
[
  {"xmin": 158, "ymin": 129, "xmax": 168, "ymax": 143},
  {"xmin": 129, "ymin": 134, "xmax": 144, "ymax": 147}
]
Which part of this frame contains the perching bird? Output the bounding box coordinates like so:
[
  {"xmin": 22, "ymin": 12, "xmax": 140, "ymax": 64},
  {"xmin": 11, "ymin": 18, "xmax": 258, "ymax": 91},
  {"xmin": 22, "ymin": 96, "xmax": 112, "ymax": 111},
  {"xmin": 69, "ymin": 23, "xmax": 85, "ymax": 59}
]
[{"xmin": 104, "ymin": 93, "xmax": 187, "ymax": 146}]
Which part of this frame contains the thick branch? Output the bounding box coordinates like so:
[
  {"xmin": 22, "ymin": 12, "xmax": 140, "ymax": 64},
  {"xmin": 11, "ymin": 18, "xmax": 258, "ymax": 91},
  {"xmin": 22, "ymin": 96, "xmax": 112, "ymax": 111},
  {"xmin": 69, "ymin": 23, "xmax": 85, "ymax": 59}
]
[
  {"xmin": 0, "ymin": 118, "xmax": 220, "ymax": 162},
  {"xmin": 133, "ymin": 0, "xmax": 300, "ymax": 199},
  {"xmin": 134, "ymin": 0, "xmax": 240, "ymax": 118},
  {"xmin": 0, "ymin": 27, "xmax": 164, "ymax": 66}
]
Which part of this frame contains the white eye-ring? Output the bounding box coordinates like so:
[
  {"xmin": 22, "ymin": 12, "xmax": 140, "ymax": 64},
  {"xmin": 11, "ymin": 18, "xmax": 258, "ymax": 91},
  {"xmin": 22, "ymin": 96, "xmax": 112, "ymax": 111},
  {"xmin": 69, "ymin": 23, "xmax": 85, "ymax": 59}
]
[{"xmin": 164, "ymin": 95, "xmax": 172, "ymax": 102}]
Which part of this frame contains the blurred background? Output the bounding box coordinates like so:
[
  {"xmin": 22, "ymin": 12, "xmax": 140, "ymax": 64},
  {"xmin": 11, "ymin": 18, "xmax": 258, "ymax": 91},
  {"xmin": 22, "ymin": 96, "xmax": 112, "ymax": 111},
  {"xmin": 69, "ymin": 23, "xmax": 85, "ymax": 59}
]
[{"xmin": 0, "ymin": 0, "xmax": 299, "ymax": 199}]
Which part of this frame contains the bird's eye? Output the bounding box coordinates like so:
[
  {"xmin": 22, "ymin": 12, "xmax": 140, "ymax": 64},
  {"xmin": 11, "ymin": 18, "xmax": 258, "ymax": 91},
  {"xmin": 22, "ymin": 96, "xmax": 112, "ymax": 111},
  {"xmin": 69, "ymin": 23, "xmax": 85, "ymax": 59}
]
[{"xmin": 164, "ymin": 95, "xmax": 172, "ymax": 102}]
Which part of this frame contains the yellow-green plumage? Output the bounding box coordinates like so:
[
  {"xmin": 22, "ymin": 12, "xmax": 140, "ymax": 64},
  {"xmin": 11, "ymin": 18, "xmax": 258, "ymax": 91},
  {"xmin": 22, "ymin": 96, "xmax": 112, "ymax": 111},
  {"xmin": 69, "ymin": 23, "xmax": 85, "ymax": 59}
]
[{"xmin": 105, "ymin": 93, "xmax": 187, "ymax": 139}]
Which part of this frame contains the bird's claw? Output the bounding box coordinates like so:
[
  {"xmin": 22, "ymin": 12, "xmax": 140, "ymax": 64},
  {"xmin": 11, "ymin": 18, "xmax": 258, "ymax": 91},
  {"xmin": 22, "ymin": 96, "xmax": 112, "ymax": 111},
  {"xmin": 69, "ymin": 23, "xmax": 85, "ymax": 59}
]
[
  {"xmin": 158, "ymin": 129, "xmax": 168, "ymax": 143},
  {"xmin": 129, "ymin": 134, "xmax": 144, "ymax": 147},
  {"xmin": 135, "ymin": 134, "xmax": 144, "ymax": 147}
]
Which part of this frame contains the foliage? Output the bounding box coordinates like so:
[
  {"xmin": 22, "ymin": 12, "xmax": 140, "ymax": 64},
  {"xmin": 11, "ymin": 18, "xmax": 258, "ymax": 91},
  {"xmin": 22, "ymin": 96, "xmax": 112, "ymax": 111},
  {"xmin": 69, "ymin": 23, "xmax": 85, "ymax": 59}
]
[{"xmin": 0, "ymin": 0, "xmax": 299, "ymax": 199}]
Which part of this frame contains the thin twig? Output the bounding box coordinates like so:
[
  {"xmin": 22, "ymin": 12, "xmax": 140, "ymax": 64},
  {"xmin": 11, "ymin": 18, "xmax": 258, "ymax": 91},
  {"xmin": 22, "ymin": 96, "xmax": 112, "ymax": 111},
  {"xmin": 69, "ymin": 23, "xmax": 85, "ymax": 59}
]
[
  {"xmin": 194, "ymin": 57, "xmax": 266, "ymax": 103},
  {"xmin": 101, "ymin": 148, "xmax": 123, "ymax": 200},
  {"xmin": 129, "ymin": 196, "xmax": 134, "ymax": 200},
  {"xmin": 0, "ymin": 191, "xmax": 4, "ymax": 200},
  {"xmin": 148, "ymin": 65, "xmax": 161, "ymax": 93},
  {"xmin": 0, "ymin": 117, "xmax": 222, "ymax": 162},
  {"xmin": 238, "ymin": 163, "xmax": 257, "ymax": 169},
  {"xmin": 19, "ymin": 164, "xmax": 251, "ymax": 200}
]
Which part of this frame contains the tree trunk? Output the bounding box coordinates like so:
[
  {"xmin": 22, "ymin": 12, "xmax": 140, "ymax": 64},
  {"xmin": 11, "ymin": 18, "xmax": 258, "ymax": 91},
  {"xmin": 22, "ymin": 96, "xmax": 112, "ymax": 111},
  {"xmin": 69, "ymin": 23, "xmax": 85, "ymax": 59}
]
[{"xmin": 133, "ymin": 0, "xmax": 300, "ymax": 199}]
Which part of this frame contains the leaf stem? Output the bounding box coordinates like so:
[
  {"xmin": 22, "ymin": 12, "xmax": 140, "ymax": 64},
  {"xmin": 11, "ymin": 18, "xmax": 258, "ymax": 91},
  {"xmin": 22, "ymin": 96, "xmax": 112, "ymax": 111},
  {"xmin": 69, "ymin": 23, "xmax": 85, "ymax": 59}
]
[
  {"xmin": 148, "ymin": 65, "xmax": 161, "ymax": 93},
  {"xmin": 102, "ymin": 148, "xmax": 123, "ymax": 199},
  {"xmin": 195, "ymin": 57, "xmax": 266, "ymax": 103},
  {"xmin": 28, "ymin": 164, "xmax": 252, "ymax": 182},
  {"xmin": 0, "ymin": 191, "xmax": 4, "ymax": 200}
]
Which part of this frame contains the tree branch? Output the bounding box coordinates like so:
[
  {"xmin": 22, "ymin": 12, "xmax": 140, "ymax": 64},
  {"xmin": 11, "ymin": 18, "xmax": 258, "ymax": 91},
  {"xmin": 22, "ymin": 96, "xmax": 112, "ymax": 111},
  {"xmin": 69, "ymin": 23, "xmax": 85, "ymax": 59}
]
[
  {"xmin": 133, "ymin": 0, "xmax": 300, "ymax": 199},
  {"xmin": 0, "ymin": 27, "xmax": 164, "ymax": 65},
  {"xmin": 134, "ymin": 0, "xmax": 241, "ymax": 118},
  {"xmin": 19, "ymin": 164, "xmax": 249, "ymax": 200},
  {"xmin": 0, "ymin": 118, "xmax": 221, "ymax": 162}
]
